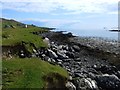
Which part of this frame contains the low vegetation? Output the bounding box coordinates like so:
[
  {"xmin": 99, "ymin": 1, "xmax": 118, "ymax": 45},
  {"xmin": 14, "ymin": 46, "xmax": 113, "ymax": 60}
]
[
  {"xmin": 2, "ymin": 58, "xmax": 68, "ymax": 88},
  {"xmin": 1, "ymin": 18, "xmax": 69, "ymax": 89}
]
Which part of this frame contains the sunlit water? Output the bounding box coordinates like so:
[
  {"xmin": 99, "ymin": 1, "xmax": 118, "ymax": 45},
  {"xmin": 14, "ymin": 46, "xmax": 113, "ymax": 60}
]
[{"xmin": 56, "ymin": 29, "xmax": 119, "ymax": 40}]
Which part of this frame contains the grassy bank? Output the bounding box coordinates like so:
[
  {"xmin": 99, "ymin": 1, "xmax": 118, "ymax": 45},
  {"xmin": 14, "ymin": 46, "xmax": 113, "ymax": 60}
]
[{"xmin": 2, "ymin": 58, "xmax": 68, "ymax": 88}]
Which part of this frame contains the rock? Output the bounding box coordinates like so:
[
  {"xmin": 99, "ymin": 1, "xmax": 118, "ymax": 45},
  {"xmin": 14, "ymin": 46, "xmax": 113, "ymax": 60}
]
[
  {"xmin": 74, "ymin": 73, "xmax": 84, "ymax": 78},
  {"xmin": 19, "ymin": 50, "xmax": 25, "ymax": 58},
  {"xmin": 63, "ymin": 59, "xmax": 72, "ymax": 62},
  {"xmin": 43, "ymin": 56, "xmax": 51, "ymax": 61},
  {"xmin": 51, "ymin": 58, "xmax": 56, "ymax": 63},
  {"xmin": 69, "ymin": 76, "xmax": 73, "ymax": 81},
  {"xmin": 88, "ymin": 72, "xmax": 96, "ymax": 79},
  {"xmin": 93, "ymin": 65, "xmax": 117, "ymax": 74},
  {"xmin": 116, "ymin": 71, "xmax": 120, "ymax": 79},
  {"xmin": 57, "ymin": 51, "xmax": 68, "ymax": 59},
  {"xmin": 62, "ymin": 45, "xmax": 69, "ymax": 50},
  {"xmin": 95, "ymin": 74, "xmax": 120, "ymax": 90},
  {"xmin": 77, "ymin": 78, "xmax": 98, "ymax": 90},
  {"xmin": 66, "ymin": 81, "xmax": 76, "ymax": 90},
  {"xmin": 72, "ymin": 45, "xmax": 80, "ymax": 52},
  {"xmin": 57, "ymin": 59, "xmax": 63, "ymax": 62},
  {"xmin": 43, "ymin": 37, "xmax": 50, "ymax": 47},
  {"xmin": 68, "ymin": 47, "xmax": 75, "ymax": 52},
  {"xmin": 66, "ymin": 52, "xmax": 75, "ymax": 58},
  {"xmin": 47, "ymin": 49, "xmax": 58, "ymax": 59}
]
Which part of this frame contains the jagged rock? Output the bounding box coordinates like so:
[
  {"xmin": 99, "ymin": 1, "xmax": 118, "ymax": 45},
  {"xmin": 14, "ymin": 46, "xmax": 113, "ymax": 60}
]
[
  {"xmin": 66, "ymin": 81, "xmax": 76, "ymax": 90},
  {"xmin": 57, "ymin": 50, "xmax": 68, "ymax": 59},
  {"xmin": 95, "ymin": 74, "xmax": 120, "ymax": 90},
  {"xmin": 47, "ymin": 49, "xmax": 58, "ymax": 59},
  {"xmin": 77, "ymin": 78, "xmax": 98, "ymax": 90}
]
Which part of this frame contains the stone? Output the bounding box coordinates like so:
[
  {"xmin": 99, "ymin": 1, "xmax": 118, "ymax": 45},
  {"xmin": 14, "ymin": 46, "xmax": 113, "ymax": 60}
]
[
  {"xmin": 19, "ymin": 50, "xmax": 25, "ymax": 58},
  {"xmin": 93, "ymin": 65, "xmax": 117, "ymax": 74},
  {"xmin": 116, "ymin": 71, "xmax": 120, "ymax": 79},
  {"xmin": 57, "ymin": 59, "xmax": 63, "ymax": 62},
  {"xmin": 47, "ymin": 49, "xmax": 58, "ymax": 59},
  {"xmin": 74, "ymin": 73, "xmax": 84, "ymax": 78},
  {"xmin": 77, "ymin": 78, "xmax": 98, "ymax": 90},
  {"xmin": 43, "ymin": 37, "xmax": 50, "ymax": 47},
  {"xmin": 65, "ymin": 81, "xmax": 76, "ymax": 90},
  {"xmin": 95, "ymin": 74, "xmax": 120, "ymax": 90},
  {"xmin": 72, "ymin": 45, "xmax": 80, "ymax": 52},
  {"xmin": 66, "ymin": 52, "xmax": 75, "ymax": 58},
  {"xmin": 57, "ymin": 51, "xmax": 68, "ymax": 59},
  {"xmin": 69, "ymin": 76, "xmax": 73, "ymax": 81}
]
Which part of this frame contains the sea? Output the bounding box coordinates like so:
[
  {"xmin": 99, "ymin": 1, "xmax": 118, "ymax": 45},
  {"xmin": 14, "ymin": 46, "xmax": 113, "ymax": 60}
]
[{"xmin": 55, "ymin": 29, "xmax": 119, "ymax": 41}]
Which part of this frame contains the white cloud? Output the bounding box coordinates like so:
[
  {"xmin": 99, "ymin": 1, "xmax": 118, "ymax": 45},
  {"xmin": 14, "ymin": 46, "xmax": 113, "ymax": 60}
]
[
  {"xmin": 1, "ymin": 0, "xmax": 119, "ymax": 14},
  {"xmin": 19, "ymin": 18, "xmax": 81, "ymax": 28}
]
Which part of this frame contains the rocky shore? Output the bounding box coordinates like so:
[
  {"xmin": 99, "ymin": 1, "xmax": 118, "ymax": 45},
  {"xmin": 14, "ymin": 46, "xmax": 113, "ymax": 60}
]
[{"xmin": 19, "ymin": 31, "xmax": 120, "ymax": 90}]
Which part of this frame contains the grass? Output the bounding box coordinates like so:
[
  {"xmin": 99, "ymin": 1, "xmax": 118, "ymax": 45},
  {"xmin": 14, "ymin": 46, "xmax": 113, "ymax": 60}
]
[
  {"xmin": 2, "ymin": 27, "xmax": 48, "ymax": 47},
  {"xmin": 1, "ymin": 18, "xmax": 49, "ymax": 47},
  {"xmin": 2, "ymin": 58, "xmax": 68, "ymax": 88},
  {"xmin": 1, "ymin": 18, "xmax": 50, "ymax": 53},
  {"xmin": 1, "ymin": 18, "xmax": 69, "ymax": 89}
]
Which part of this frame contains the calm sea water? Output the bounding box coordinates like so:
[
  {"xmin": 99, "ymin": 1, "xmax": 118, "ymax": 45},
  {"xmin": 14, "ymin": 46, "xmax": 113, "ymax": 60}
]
[{"xmin": 56, "ymin": 29, "xmax": 119, "ymax": 40}]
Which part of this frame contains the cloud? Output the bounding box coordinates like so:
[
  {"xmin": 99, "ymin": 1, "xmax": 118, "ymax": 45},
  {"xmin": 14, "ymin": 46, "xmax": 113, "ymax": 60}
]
[
  {"xmin": 1, "ymin": 0, "xmax": 119, "ymax": 14},
  {"xmin": 19, "ymin": 18, "xmax": 81, "ymax": 28}
]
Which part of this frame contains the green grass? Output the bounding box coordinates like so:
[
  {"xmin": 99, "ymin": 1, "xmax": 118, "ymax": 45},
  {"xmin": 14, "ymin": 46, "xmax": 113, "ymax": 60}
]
[
  {"xmin": 1, "ymin": 18, "xmax": 50, "ymax": 53},
  {"xmin": 2, "ymin": 27, "xmax": 48, "ymax": 47},
  {"xmin": 2, "ymin": 58, "xmax": 68, "ymax": 88}
]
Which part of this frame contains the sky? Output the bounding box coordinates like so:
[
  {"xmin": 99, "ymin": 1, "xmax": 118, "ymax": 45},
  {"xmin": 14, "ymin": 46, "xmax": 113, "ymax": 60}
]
[{"xmin": 0, "ymin": 0, "xmax": 119, "ymax": 34}]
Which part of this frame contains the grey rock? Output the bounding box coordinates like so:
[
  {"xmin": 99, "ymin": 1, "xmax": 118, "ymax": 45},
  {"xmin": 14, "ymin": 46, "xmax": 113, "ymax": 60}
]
[
  {"xmin": 66, "ymin": 81, "xmax": 76, "ymax": 90},
  {"xmin": 47, "ymin": 49, "xmax": 58, "ymax": 59},
  {"xmin": 73, "ymin": 45, "xmax": 80, "ymax": 52},
  {"xmin": 77, "ymin": 78, "xmax": 98, "ymax": 90},
  {"xmin": 95, "ymin": 74, "xmax": 120, "ymax": 90}
]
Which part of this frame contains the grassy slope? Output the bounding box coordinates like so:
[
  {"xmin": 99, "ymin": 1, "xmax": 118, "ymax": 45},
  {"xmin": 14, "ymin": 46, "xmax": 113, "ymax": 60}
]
[
  {"xmin": 2, "ymin": 58, "xmax": 68, "ymax": 88},
  {"xmin": 2, "ymin": 18, "xmax": 69, "ymax": 88},
  {"xmin": 1, "ymin": 18, "xmax": 48, "ymax": 48}
]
